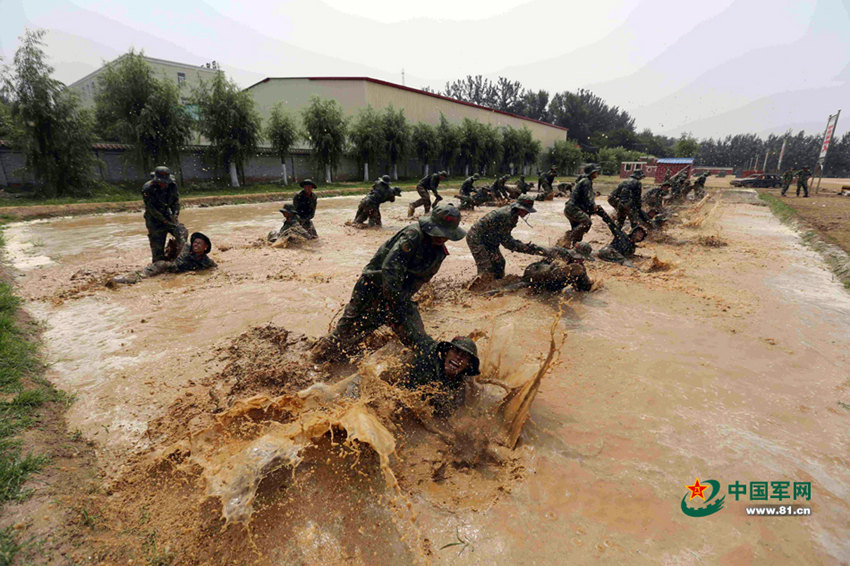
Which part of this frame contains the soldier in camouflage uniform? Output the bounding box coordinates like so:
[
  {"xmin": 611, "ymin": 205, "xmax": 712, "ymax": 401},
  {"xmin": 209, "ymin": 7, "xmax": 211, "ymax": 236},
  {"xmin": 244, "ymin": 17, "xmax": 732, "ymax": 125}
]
[
  {"xmin": 466, "ymin": 195, "xmax": 549, "ymax": 279},
  {"xmin": 268, "ymin": 204, "xmax": 312, "ymax": 244},
  {"xmin": 796, "ymin": 166, "xmax": 811, "ymax": 197},
  {"xmin": 563, "ymin": 164, "xmax": 603, "ymax": 247},
  {"xmin": 142, "ymin": 166, "xmax": 186, "ymax": 262},
  {"xmin": 608, "ymin": 169, "xmax": 648, "ymax": 230},
  {"xmin": 516, "ymin": 175, "xmax": 530, "ymax": 194},
  {"xmin": 780, "ymin": 169, "xmax": 795, "ymax": 196},
  {"xmin": 597, "ymin": 212, "xmax": 646, "ymax": 266},
  {"xmin": 293, "ymin": 179, "xmax": 318, "ymax": 238},
  {"xmin": 399, "ymin": 335, "xmax": 480, "ymax": 418},
  {"xmin": 353, "ymin": 175, "xmax": 401, "ymax": 228},
  {"xmin": 536, "ymin": 167, "xmax": 558, "ymax": 201},
  {"xmin": 111, "ymin": 232, "xmax": 216, "ymax": 285},
  {"xmin": 692, "ymin": 172, "xmax": 709, "ymax": 199},
  {"xmin": 409, "ymin": 170, "xmax": 448, "ymax": 217},
  {"xmin": 458, "ymin": 174, "xmax": 481, "ymax": 210},
  {"xmin": 312, "ymin": 203, "xmax": 466, "ymax": 361}
]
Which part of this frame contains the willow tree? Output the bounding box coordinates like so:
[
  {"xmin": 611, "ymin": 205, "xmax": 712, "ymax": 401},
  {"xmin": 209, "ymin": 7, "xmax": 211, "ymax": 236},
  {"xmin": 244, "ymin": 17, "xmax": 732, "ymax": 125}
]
[
  {"xmin": 411, "ymin": 122, "xmax": 437, "ymax": 176},
  {"xmin": 382, "ymin": 106, "xmax": 410, "ymax": 180},
  {"xmin": 348, "ymin": 106, "xmax": 383, "ymax": 181},
  {"xmin": 302, "ymin": 97, "xmax": 347, "ymax": 183},
  {"xmin": 266, "ymin": 103, "xmax": 298, "ymax": 184}
]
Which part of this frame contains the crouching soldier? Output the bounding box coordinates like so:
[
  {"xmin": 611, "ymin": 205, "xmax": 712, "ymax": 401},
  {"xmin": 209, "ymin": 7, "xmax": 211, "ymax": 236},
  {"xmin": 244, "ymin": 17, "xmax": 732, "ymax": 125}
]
[
  {"xmin": 353, "ymin": 175, "xmax": 401, "ymax": 228},
  {"xmin": 515, "ymin": 175, "xmax": 530, "ymax": 194},
  {"xmin": 458, "ymin": 174, "xmax": 480, "ymax": 210},
  {"xmin": 467, "ymin": 195, "xmax": 550, "ymax": 280},
  {"xmin": 608, "ymin": 169, "xmax": 648, "ymax": 230},
  {"xmin": 293, "ymin": 179, "xmax": 318, "ymax": 238},
  {"xmin": 143, "ymin": 166, "xmax": 186, "ymax": 262},
  {"xmin": 111, "ymin": 232, "xmax": 216, "ymax": 286},
  {"xmin": 400, "ymin": 335, "xmax": 481, "ymax": 418},
  {"xmin": 597, "ymin": 212, "xmax": 647, "ymax": 266},
  {"xmin": 409, "ymin": 170, "xmax": 447, "ymax": 217},
  {"xmin": 268, "ymin": 204, "xmax": 312, "ymax": 245},
  {"xmin": 312, "ymin": 203, "xmax": 467, "ymax": 361},
  {"xmin": 563, "ymin": 164, "xmax": 603, "ymax": 247},
  {"xmin": 537, "ymin": 166, "xmax": 557, "ymax": 201}
]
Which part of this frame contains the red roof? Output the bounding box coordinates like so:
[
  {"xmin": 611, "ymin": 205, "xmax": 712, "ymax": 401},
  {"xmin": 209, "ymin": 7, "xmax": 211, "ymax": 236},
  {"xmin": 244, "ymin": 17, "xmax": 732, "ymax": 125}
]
[{"xmin": 246, "ymin": 76, "xmax": 568, "ymax": 132}]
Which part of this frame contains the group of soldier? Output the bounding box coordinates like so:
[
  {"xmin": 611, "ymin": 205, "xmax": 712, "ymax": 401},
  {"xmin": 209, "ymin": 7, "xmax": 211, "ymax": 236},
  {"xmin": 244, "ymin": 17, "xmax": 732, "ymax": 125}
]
[
  {"xmin": 780, "ymin": 166, "xmax": 812, "ymax": 198},
  {"xmin": 123, "ymin": 162, "xmax": 710, "ymax": 418}
]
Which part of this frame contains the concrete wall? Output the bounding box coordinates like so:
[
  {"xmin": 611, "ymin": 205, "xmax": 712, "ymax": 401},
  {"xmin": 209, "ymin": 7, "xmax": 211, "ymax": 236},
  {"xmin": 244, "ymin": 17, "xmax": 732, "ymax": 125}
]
[{"xmin": 247, "ymin": 78, "xmax": 567, "ymax": 150}]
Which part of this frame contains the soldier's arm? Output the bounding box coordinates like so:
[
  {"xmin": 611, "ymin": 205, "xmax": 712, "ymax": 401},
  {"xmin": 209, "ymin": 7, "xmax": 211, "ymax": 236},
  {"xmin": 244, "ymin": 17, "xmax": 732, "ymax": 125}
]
[
  {"xmin": 502, "ymin": 233, "xmax": 545, "ymax": 255},
  {"xmin": 380, "ymin": 232, "xmax": 417, "ymax": 304},
  {"xmin": 169, "ymin": 184, "xmax": 180, "ymax": 218}
]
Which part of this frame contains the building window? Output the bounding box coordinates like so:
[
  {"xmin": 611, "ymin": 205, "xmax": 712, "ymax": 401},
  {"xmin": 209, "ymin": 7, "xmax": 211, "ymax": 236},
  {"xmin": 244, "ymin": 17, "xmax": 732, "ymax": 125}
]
[
  {"xmin": 625, "ymin": 163, "xmax": 632, "ymax": 171},
  {"xmin": 177, "ymin": 72, "xmax": 186, "ymax": 85},
  {"xmin": 635, "ymin": 163, "xmax": 642, "ymax": 170}
]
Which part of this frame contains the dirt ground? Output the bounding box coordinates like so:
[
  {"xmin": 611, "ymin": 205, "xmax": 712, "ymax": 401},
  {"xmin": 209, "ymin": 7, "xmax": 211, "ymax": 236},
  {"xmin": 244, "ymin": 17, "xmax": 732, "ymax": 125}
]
[
  {"xmin": 1, "ymin": 187, "xmax": 849, "ymax": 564},
  {"xmin": 760, "ymin": 189, "xmax": 850, "ymax": 254}
]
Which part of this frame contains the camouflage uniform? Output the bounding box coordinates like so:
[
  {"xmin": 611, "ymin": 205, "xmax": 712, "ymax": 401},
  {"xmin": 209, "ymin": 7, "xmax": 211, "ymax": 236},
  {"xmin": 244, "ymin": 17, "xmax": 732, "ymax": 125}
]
[
  {"xmin": 522, "ymin": 258, "xmax": 592, "ymax": 292},
  {"xmin": 322, "ymin": 204, "xmax": 465, "ymax": 356},
  {"xmin": 692, "ymin": 173, "xmax": 708, "ymax": 199},
  {"xmin": 142, "ymin": 169, "xmax": 185, "ymax": 262},
  {"xmin": 269, "ymin": 205, "xmax": 312, "ymax": 243},
  {"xmin": 466, "ymin": 200, "xmax": 546, "ymax": 279},
  {"xmin": 796, "ymin": 168, "xmax": 811, "ymax": 197},
  {"xmin": 113, "ymin": 232, "xmax": 216, "ymax": 285},
  {"xmin": 597, "ymin": 213, "xmax": 638, "ymax": 264},
  {"xmin": 563, "ymin": 166, "xmax": 599, "ymax": 246},
  {"xmin": 516, "ymin": 176, "xmax": 530, "ymax": 194},
  {"xmin": 458, "ymin": 175, "xmax": 479, "ymax": 210},
  {"xmin": 537, "ymin": 168, "xmax": 557, "ymax": 200},
  {"xmin": 410, "ymin": 172, "xmax": 445, "ymax": 215},
  {"xmin": 608, "ymin": 173, "xmax": 648, "ymax": 230},
  {"xmin": 781, "ymin": 169, "xmax": 794, "ymax": 196},
  {"xmin": 399, "ymin": 336, "xmax": 480, "ymax": 417},
  {"xmin": 354, "ymin": 177, "xmax": 398, "ymax": 227},
  {"xmin": 293, "ymin": 182, "xmax": 318, "ymax": 238}
]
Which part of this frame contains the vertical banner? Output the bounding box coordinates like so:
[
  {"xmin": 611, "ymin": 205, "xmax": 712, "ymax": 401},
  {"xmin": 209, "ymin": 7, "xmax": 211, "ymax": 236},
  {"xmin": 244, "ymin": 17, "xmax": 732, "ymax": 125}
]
[
  {"xmin": 815, "ymin": 110, "xmax": 841, "ymax": 194},
  {"xmin": 777, "ymin": 137, "xmax": 787, "ymax": 172}
]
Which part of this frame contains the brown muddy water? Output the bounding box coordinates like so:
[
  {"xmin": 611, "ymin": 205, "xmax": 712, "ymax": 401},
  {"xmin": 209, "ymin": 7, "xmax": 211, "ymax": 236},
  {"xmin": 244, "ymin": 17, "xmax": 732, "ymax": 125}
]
[{"xmin": 3, "ymin": 190, "xmax": 850, "ymax": 564}]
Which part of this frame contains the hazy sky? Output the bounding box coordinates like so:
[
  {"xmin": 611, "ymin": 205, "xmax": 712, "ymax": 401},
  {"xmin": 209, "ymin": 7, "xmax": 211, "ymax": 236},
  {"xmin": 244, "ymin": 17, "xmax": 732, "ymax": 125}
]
[{"xmin": 2, "ymin": 0, "xmax": 848, "ymax": 139}]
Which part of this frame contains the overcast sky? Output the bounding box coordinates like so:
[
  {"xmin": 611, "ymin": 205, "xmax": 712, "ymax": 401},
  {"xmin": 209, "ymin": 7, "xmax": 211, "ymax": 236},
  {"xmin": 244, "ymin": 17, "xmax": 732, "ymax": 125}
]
[{"xmin": 2, "ymin": 0, "xmax": 848, "ymax": 139}]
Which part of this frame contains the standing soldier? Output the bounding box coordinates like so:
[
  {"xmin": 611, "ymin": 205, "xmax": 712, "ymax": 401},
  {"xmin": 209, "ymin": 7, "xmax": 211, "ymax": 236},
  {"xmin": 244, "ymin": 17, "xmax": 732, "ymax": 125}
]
[
  {"xmin": 293, "ymin": 179, "xmax": 318, "ymax": 238},
  {"xmin": 781, "ymin": 168, "xmax": 795, "ymax": 196},
  {"xmin": 142, "ymin": 166, "xmax": 186, "ymax": 262},
  {"xmin": 409, "ymin": 170, "xmax": 448, "ymax": 217},
  {"xmin": 537, "ymin": 166, "xmax": 558, "ymax": 200},
  {"xmin": 352, "ymin": 175, "xmax": 401, "ymax": 228},
  {"xmin": 312, "ymin": 202, "xmax": 466, "ymax": 361},
  {"xmin": 608, "ymin": 169, "xmax": 648, "ymax": 230},
  {"xmin": 796, "ymin": 166, "xmax": 811, "ymax": 197},
  {"xmin": 563, "ymin": 164, "xmax": 603, "ymax": 247},
  {"xmin": 466, "ymin": 195, "xmax": 550, "ymax": 280}
]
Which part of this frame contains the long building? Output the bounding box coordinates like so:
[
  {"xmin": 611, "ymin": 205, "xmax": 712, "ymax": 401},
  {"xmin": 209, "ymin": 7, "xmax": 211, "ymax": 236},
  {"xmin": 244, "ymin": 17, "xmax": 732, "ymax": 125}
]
[{"xmin": 246, "ymin": 76, "xmax": 568, "ymax": 149}]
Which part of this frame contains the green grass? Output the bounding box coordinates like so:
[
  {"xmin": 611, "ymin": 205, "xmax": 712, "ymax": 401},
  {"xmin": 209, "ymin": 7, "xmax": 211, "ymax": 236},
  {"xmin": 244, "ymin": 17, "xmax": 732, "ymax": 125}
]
[
  {"xmin": 759, "ymin": 192, "xmax": 850, "ymax": 289},
  {"xmin": 0, "ymin": 227, "xmax": 60, "ymax": 564}
]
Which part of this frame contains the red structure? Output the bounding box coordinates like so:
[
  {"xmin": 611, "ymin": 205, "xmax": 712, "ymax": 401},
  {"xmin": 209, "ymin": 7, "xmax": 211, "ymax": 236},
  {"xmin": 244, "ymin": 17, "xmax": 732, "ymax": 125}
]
[
  {"xmin": 693, "ymin": 166, "xmax": 733, "ymax": 176},
  {"xmin": 654, "ymin": 158, "xmax": 694, "ymax": 183},
  {"xmin": 740, "ymin": 170, "xmax": 764, "ymax": 178},
  {"xmin": 619, "ymin": 157, "xmax": 657, "ymax": 178}
]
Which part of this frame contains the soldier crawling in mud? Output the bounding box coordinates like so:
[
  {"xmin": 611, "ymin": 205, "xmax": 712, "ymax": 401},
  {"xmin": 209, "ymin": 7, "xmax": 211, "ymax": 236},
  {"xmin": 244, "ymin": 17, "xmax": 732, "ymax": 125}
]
[
  {"xmin": 597, "ymin": 210, "xmax": 647, "ymax": 266},
  {"xmin": 142, "ymin": 166, "xmax": 186, "ymax": 262},
  {"xmin": 458, "ymin": 174, "xmax": 484, "ymax": 210},
  {"xmin": 642, "ymin": 182, "xmax": 670, "ymax": 228},
  {"xmin": 352, "ymin": 175, "xmax": 401, "ymax": 228},
  {"xmin": 467, "ymin": 195, "xmax": 553, "ymax": 280},
  {"xmin": 608, "ymin": 169, "xmax": 649, "ymax": 231},
  {"xmin": 268, "ymin": 204, "xmax": 312, "ymax": 244},
  {"xmin": 399, "ymin": 335, "xmax": 481, "ymax": 417},
  {"xmin": 110, "ymin": 232, "xmax": 216, "ymax": 286},
  {"xmin": 491, "ymin": 175, "xmax": 511, "ymax": 201},
  {"xmin": 563, "ymin": 164, "xmax": 604, "ymax": 247},
  {"xmin": 692, "ymin": 171, "xmax": 709, "ymax": 199},
  {"xmin": 312, "ymin": 203, "xmax": 466, "ymax": 361},
  {"xmin": 409, "ymin": 170, "xmax": 447, "ymax": 217},
  {"xmin": 292, "ymin": 179, "xmax": 319, "ymax": 238}
]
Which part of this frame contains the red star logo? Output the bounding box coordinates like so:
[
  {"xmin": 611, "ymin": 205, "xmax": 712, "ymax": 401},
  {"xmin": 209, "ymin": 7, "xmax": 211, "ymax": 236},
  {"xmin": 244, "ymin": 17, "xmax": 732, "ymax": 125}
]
[{"xmin": 686, "ymin": 477, "xmax": 708, "ymax": 500}]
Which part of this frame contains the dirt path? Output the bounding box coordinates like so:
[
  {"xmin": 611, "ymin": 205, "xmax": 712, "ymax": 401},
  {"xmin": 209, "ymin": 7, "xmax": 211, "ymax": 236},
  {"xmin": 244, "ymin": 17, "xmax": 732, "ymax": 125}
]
[{"xmin": 2, "ymin": 190, "xmax": 849, "ymax": 564}]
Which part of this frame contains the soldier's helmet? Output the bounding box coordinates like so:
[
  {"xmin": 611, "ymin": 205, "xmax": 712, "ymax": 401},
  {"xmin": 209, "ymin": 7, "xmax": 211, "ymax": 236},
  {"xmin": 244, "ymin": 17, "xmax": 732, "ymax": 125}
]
[
  {"xmin": 511, "ymin": 194, "xmax": 537, "ymax": 214},
  {"xmin": 190, "ymin": 232, "xmax": 212, "ymax": 253},
  {"xmin": 279, "ymin": 203, "xmax": 298, "ymax": 217},
  {"xmin": 153, "ymin": 166, "xmax": 171, "ymax": 184},
  {"xmin": 300, "ymin": 179, "xmax": 317, "ymax": 188},
  {"xmin": 573, "ymin": 241, "xmax": 594, "ymax": 260},
  {"xmin": 583, "ymin": 164, "xmax": 601, "ymax": 175},
  {"xmin": 380, "ymin": 174, "xmax": 391, "ymax": 184},
  {"xmin": 438, "ymin": 170, "xmax": 448, "ymax": 177},
  {"xmin": 419, "ymin": 202, "xmax": 466, "ymax": 241},
  {"xmin": 438, "ymin": 336, "xmax": 480, "ymax": 375},
  {"xmin": 631, "ymin": 169, "xmax": 646, "ymax": 179},
  {"xmin": 472, "ymin": 174, "xmax": 480, "ymax": 180}
]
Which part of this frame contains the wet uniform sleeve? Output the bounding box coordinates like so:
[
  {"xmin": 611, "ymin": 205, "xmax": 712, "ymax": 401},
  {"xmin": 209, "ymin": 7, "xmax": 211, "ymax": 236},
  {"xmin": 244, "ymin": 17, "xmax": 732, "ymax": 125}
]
[
  {"xmin": 430, "ymin": 174, "xmax": 441, "ymax": 197},
  {"xmin": 380, "ymin": 230, "xmax": 418, "ymax": 304}
]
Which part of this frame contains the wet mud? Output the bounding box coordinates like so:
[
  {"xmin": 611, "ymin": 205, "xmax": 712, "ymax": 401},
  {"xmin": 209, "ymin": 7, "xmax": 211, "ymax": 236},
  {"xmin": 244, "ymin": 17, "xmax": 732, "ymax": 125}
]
[{"xmin": 3, "ymin": 190, "xmax": 850, "ymax": 564}]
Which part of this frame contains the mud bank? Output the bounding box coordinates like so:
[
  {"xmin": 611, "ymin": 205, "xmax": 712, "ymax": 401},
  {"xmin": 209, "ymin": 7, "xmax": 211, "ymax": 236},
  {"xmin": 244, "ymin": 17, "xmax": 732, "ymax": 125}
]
[{"xmin": 3, "ymin": 190, "xmax": 849, "ymax": 564}]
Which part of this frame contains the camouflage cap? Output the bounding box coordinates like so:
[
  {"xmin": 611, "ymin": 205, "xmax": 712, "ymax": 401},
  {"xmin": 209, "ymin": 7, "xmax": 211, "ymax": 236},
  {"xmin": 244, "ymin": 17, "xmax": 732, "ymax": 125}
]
[
  {"xmin": 299, "ymin": 179, "xmax": 317, "ymax": 188},
  {"xmin": 631, "ymin": 169, "xmax": 646, "ymax": 179},
  {"xmin": 380, "ymin": 174, "xmax": 391, "ymax": 184},
  {"xmin": 511, "ymin": 194, "xmax": 537, "ymax": 214},
  {"xmin": 279, "ymin": 203, "xmax": 298, "ymax": 216},
  {"xmin": 392, "ymin": 186, "xmax": 402, "ymax": 196},
  {"xmin": 438, "ymin": 336, "xmax": 480, "ymax": 375},
  {"xmin": 472, "ymin": 173, "xmax": 480, "ymax": 179},
  {"xmin": 153, "ymin": 166, "xmax": 172, "ymax": 183},
  {"xmin": 190, "ymin": 232, "xmax": 212, "ymax": 253},
  {"xmin": 418, "ymin": 202, "xmax": 466, "ymax": 241},
  {"xmin": 583, "ymin": 164, "xmax": 601, "ymax": 175},
  {"xmin": 438, "ymin": 170, "xmax": 448, "ymax": 177}
]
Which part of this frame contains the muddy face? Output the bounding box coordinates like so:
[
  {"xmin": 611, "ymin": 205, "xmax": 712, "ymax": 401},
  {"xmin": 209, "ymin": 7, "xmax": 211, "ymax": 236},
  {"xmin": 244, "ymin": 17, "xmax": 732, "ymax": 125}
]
[{"xmin": 444, "ymin": 346, "xmax": 472, "ymax": 378}]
